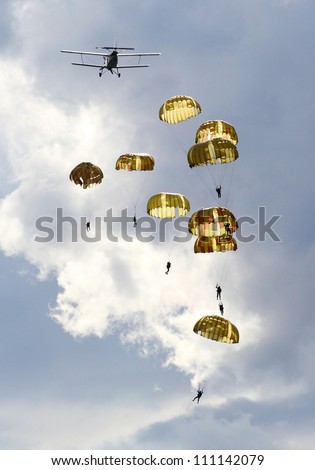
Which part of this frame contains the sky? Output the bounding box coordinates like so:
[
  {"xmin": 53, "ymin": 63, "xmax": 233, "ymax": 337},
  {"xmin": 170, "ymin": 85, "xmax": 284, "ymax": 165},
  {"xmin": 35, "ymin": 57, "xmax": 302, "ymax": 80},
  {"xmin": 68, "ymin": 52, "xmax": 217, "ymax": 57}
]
[{"xmin": 0, "ymin": 0, "xmax": 315, "ymax": 450}]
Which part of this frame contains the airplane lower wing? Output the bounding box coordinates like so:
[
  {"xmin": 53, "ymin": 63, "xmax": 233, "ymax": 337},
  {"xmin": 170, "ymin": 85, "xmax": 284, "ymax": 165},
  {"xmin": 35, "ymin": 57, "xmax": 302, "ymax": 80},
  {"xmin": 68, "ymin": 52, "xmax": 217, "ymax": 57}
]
[
  {"xmin": 71, "ymin": 63, "xmax": 103, "ymax": 68},
  {"xmin": 71, "ymin": 62, "xmax": 150, "ymax": 68},
  {"xmin": 114, "ymin": 64, "xmax": 150, "ymax": 68}
]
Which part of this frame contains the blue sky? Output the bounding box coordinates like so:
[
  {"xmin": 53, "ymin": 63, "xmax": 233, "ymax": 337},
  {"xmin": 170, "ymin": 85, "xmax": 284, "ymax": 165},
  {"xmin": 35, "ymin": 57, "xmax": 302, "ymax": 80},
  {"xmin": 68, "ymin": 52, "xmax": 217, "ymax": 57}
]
[{"xmin": 0, "ymin": 0, "xmax": 315, "ymax": 450}]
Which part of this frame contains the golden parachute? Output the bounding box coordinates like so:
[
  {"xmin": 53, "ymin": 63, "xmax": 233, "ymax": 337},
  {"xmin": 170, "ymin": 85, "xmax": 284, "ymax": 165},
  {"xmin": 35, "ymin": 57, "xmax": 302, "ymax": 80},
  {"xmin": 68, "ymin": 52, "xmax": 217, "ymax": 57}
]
[
  {"xmin": 189, "ymin": 207, "xmax": 238, "ymax": 237},
  {"xmin": 194, "ymin": 235, "xmax": 237, "ymax": 253},
  {"xmin": 115, "ymin": 153, "xmax": 155, "ymax": 171},
  {"xmin": 159, "ymin": 95, "xmax": 201, "ymax": 124},
  {"xmin": 147, "ymin": 192, "xmax": 190, "ymax": 218},
  {"xmin": 195, "ymin": 120, "xmax": 238, "ymax": 145},
  {"xmin": 69, "ymin": 162, "xmax": 103, "ymax": 189},
  {"xmin": 188, "ymin": 138, "xmax": 239, "ymax": 168},
  {"xmin": 193, "ymin": 315, "xmax": 239, "ymax": 344}
]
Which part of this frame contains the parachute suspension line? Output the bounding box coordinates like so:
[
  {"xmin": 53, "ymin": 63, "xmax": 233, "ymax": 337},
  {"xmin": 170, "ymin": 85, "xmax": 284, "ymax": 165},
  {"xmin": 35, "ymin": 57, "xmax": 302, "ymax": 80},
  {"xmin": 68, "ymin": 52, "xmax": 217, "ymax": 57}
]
[
  {"xmin": 133, "ymin": 193, "xmax": 140, "ymax": 214},
  {"xmin": 217, "ymin": 258, "xmax": 229, "ymax": 286},
  {"xmin": 190, "ymin": 166, "xmax": 215, "ymax": 202},
  {"xmin": 214, "ymin": 252, "xmax": 235, "ymax": 298},
  {"xmin": 78, "ymin": 188, "xmax": 92, "ymax": 227},
  {"xmin": 221, "ymin": 162, "xmax": 236, "ymax": 209},
  {"xmin": 76, "ymin": 188, "xmax": 85, "ymax": 229},
  {"xmin": 213, "ymin": 255, "xmax": 223, "ymax": 287},
  {"xmin": 166, "ymin": 241, "xmax": 174, "ymax": 259},
  {"xmin": 86, "ymin": 189, "xmax": 93, "ymax": 222},
  {"xmin": 118, "ymin": 176, "xmax": 138, "ymax": 217},
  {"xmin": 187, "ymin": 160, "xmax": 223, "ymax": 203},
  {"xmin": 207, "ymin": 165, "xmax": 222, "ymax": 199},
  {"xmin": 211, "ymin": 160, "xmax": 235, "ymax": 206},
  {"xmin": 196, "ymin": 164, "xmax": 225, "ymax": 204},
  {"xmin": 190, "ymin": 161, "xmax": 237, "ymax": 207},
  {"xmin": 156, "ymin": 217, "xmax": 175, "ymax": 262},
  {"xmin": 116, "ymin": 168, "xmax": 153, "ymax": 221},
  {"xmin": 132, "ymin": 172, "xmax": 151, "ymax": 214}
]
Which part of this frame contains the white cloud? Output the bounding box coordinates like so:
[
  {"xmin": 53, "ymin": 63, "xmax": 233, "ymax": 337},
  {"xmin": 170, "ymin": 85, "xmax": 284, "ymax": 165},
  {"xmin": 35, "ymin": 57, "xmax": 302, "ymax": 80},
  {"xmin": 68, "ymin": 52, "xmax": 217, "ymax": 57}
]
[{"xmin": 0, "ymin": 56, "xmax": 264, "ymax": 389}]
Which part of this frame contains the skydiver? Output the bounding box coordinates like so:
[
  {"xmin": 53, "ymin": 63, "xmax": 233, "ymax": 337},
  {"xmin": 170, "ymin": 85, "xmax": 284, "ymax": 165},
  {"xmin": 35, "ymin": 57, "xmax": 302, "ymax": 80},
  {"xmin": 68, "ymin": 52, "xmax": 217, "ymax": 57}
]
[
  {"xmin": 86, "ymin": 221, "xmax": 91, "ymax": 231},
  {"xmin": 192, "ymin": 388, "xmax": 203, "ymax": 404},
  {"xmin": 219, "ymin": 302, "xmax": 224, "ymax": 316},
  {"xmin": 165, "ymin": 261, "xmax": 171, "ymax": 275},
  {"xmin": 216, "ymin": 284, "xmax": 222, "ymax": 300},
  {"xmin": 133, "ymin": 216, "xmax": 137, "ymax": 227},
  {"xmin": 224, "ymin": 222, "xmax": 231, "ymax": 236},
  {"xmin": 216, "ymin": 185, "xmax": 222, "ymax": 198}
]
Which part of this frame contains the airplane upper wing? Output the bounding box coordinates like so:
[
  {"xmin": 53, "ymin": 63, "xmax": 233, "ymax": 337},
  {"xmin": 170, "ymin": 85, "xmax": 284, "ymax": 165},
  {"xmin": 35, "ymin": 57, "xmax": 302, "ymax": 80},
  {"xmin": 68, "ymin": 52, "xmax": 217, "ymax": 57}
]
[
  {"xmin": 61, "ymin": 50, "xmax": 111, "ymax": 57},
  {"xmin": 116, "ymin": 52, "xmax": 161, "ymax": 57},
  {"xmin": 61, "ymin": 50, "xmax": 161, "ymax": 57}
]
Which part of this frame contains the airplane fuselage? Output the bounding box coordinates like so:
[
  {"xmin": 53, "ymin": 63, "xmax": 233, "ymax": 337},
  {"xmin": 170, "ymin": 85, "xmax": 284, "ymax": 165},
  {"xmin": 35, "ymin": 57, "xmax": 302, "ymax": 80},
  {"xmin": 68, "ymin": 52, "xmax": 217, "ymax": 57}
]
[{"xmin": 107, "ymin": 51, "xmax": 118, "ymax": 71}]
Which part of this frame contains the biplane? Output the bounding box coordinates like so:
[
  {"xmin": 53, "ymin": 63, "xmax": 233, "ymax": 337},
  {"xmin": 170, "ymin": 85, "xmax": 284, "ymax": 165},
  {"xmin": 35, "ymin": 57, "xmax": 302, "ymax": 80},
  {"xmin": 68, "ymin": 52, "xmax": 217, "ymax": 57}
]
[{"xmin": 61, "ymin": 43, "xmax": 161, "ymax": 78}]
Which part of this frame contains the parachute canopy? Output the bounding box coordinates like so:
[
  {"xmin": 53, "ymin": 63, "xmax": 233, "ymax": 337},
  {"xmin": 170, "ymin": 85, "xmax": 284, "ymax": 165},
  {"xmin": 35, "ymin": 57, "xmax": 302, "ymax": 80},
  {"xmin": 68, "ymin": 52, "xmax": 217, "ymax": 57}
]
[
  {"xmin": 159, "ymin": 95, "xmax": 201, "ymax": 124},
  {"xmin": 147, "ymin": 192, "xmax": 190, "ymax": 218},
  {"xmin": 188, "ymin": 138, "xmax": 239, "ymax": 168},
  {"xmin": 189, "ymin": 207, "xmax": 238, "ymax": 237},
  {"xmin": 194, "ymin": 235, "xmax": 237, "ymax": 253},
  {"xmin": 115, "ymin": 153, "xmax": 155, "ymax": 171},
  {"xmin": 195, "ymin": 120, "xmax": 238, "ymax": 145},
  {"xmin": 69, "ymin": 162, "xmax": 103, "ymax": 189},
  {"xmin": 193, "ymin": 315, "xmax": 239, "ymax": 344}
]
